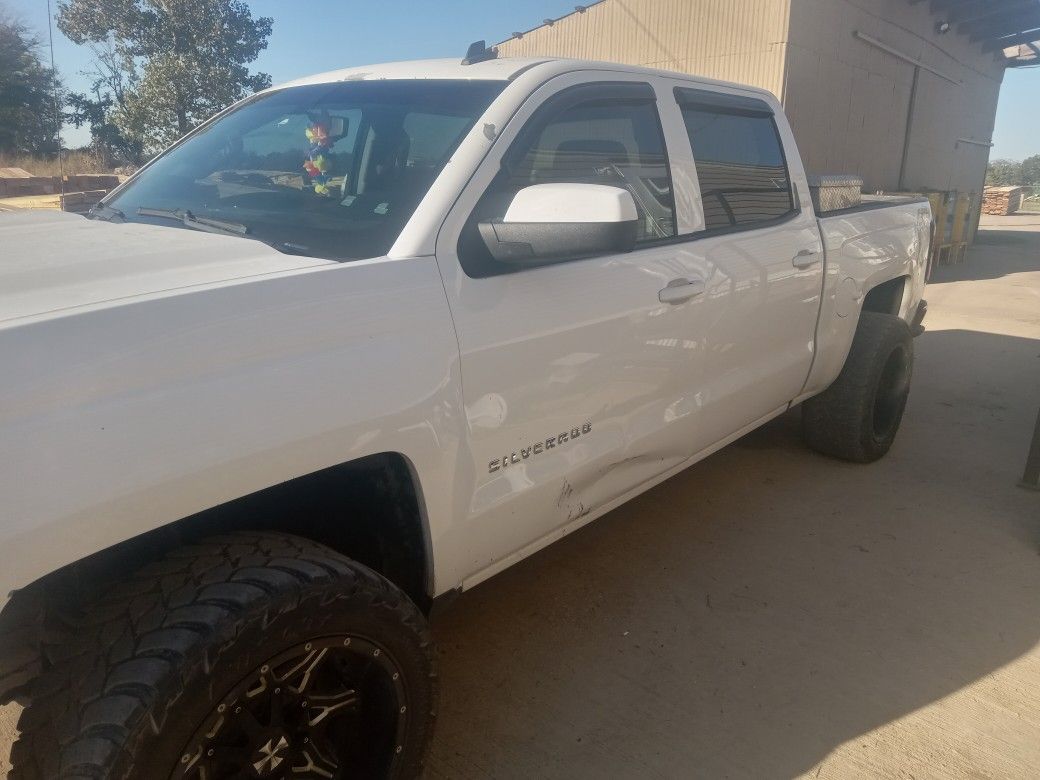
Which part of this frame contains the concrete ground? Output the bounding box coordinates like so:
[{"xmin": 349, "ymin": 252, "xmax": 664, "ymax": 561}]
[{"xmin": 2, "ymin": 214, "xmax": 1038, "ymax": 777}]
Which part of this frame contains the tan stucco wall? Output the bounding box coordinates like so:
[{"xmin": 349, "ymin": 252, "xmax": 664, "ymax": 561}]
[
  {"xmin": 783, "ymin": 0, "xmax": 1004, "ymax": 193},
  {"xmin": 495, "ymin": 0, "xmax": 792, "ymax": 99}
]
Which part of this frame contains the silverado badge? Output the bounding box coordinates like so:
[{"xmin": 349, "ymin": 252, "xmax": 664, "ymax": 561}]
[{"xmin": 489, "ymin": 421, "xmax": 592, "ymax": 473}]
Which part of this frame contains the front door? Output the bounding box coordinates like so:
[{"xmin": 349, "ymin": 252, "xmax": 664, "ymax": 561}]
[{"xmin": 434, "ymin": 76, "xmax": 707, "ymax": 582}]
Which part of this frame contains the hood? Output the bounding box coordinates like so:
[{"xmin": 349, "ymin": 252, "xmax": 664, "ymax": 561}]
[{"xmin": 0, "ymin": 210, "xmax": 332, "ymax": 324}]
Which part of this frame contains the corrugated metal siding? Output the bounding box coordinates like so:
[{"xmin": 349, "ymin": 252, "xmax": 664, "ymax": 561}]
[{"xmin": 496, "ymin": 0, "xmax": 792, "ymax": 98}]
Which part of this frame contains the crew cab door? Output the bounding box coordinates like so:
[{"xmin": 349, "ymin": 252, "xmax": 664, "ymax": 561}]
[
  {"xmin": 433, "ymin": 75, "xmax": 705, "ymax": 582},
  {"xmin": 661, "ymin": 83, "xmax": 825, "ymax": 448}
]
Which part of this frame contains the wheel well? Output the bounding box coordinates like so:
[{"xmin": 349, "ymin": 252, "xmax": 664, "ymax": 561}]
[
  {"xmin": 0, "ymin": 453, "xmax": 431, "ymax": 703},
  {"xmin": 101, "ymin": 452, "xmax": 428, "ymax": 608},
  {"xmin": 862, "ymin": 276, "xmax": 907, "ymax": 316}
]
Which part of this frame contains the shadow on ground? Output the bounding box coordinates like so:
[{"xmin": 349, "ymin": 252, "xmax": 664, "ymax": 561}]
[
  {"xmin": 427, "ymin": 327, "xmax": 1040, "ymax": 779},
  {"xmin": 936, "ymin": 229, "xmax": 1040, "ymax": 282}
]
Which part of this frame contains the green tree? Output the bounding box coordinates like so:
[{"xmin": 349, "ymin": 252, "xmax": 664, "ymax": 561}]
[
  {"xmin": 57, "ymin": 0, "xmax": 272, "ymax": 153},
  {"xmin": 66, "ymin": 42, "xmax": 143, "ymax": 165},
  {"xmin": 986, "ymin": 158, "xmax": 1023, "ymax": 186},
  {"xmin": 1020, "ymin": 155, "xmax": 1040, "ymax": 187},
  {"xmin": 0, "ymin": 12, "xmax": 62, "ymax": 155}
]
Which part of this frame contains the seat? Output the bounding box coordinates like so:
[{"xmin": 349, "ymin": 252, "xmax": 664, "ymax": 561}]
[{"xmin": 548, "ymin": 139, "xmax": 631, "ymax": 182}]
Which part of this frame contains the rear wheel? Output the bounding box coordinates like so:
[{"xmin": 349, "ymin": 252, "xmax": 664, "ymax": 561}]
[
  {"xmin": 802, "ymin": 311, "xmax": 913, "ymax": 463},
  {"xmin": 10, "ymin": 532, "xmax": 436, "ymax": 779}
]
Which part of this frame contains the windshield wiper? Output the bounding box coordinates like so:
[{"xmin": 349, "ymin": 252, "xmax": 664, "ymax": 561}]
[
  {"xmin": 137, "ymin": 207, "xmax": 249, "ymax": 237},
  {"xmin": 136, "ymin": 206, "xmax": 322, "ymax": 257},
  {"xmin": 87, "ymin": 202, "xmax": 126, "ymax": 222}
]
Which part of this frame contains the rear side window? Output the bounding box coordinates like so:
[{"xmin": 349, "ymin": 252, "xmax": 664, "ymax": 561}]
[{"xmin": 679, "ymin": 103, "xmax": 795, "ymax": 231}]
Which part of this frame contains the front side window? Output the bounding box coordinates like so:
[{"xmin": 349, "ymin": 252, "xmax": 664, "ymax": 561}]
[
  {"xmin": 459, "ymin": 91, "xmax": 676, "ymax": 275},
  {"xmin": 680, "ymin": 105, "xmax": 795, "ymax": 231},
  {"xmin": 104, "ymin": 80, "xmax": 505, "ymax": 260},
  {"xmin": 501, "ymin": 98, "xmax": 676, "ymax": 242}
]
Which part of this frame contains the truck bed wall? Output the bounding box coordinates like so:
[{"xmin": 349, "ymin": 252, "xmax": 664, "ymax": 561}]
[{"xmin": 798, "ymin": 199, "xmax": 930, "ymax": 401}]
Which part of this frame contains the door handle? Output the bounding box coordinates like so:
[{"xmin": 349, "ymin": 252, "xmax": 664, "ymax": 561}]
[
  {"xmin": 792, "ymin": 248, "xmax": 821, "ymax": 269},
  {"xmin": 658, "ymin": 278, "xmax": 705, "ymax": 304}
]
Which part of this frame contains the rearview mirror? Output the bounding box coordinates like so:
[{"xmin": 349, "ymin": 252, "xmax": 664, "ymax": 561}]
[
  {"xmin": 478, "ymin": 183, "xmax": 638, "ymax": 264},
  {"xmin": 327, "ymin": 115, "xmax": 346, "ymax": 137}
]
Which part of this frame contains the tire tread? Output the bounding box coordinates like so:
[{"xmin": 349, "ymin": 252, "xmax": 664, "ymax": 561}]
[
  {"xmin": 10, "ymin": 531, "xmax": 434, "ymax": 779},
  {"xmin": 802, "ymin": 311, "xmax": 913, "ymax": 462}
]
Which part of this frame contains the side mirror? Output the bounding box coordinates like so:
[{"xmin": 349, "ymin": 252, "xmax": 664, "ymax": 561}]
[{"xmin": 478, "ymin": 183, "xmax": 639, "ymax": 264}]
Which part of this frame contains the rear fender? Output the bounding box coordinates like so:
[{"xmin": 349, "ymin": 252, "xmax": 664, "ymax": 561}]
[{"xmin": 797, "ymin": 202, "xmax": 929, "ymax": 400}]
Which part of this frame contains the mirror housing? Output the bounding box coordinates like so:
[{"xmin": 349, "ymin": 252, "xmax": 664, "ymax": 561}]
[{"xmin": 478, "ymin": 183, "xmax": 639, "ymax": 264}]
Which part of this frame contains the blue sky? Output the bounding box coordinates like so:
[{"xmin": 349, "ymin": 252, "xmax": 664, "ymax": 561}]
[{"xmin": 6, "ymin": 0, "xmax": 1038, "ymax": 160}]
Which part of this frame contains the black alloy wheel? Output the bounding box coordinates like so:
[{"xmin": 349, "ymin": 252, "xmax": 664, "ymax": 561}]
[{"xmin": 176, "ymin": 637, "xmax": 409, "ymax": 779}]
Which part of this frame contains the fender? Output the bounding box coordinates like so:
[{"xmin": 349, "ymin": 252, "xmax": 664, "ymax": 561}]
[
  {"xmin": 0, "ymin": 255, "xmax": 465, "ymax": 609},
  {"xmin": 796, "ymin": 200, "xmax": 931, "ymax": 402}
]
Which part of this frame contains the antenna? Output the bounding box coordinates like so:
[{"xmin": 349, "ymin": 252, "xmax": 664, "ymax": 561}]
[
  {"xmin": 45, "ymin": 0, "xmax": 66, "ymax": 203},
  {"xmin": 462, "ymin": 40, "xmax": 497, "ymax": 65}
]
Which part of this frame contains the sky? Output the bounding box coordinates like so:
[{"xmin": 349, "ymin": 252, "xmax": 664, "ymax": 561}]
[{"xmin": 5, "ymin": 0, "xmax": 1039, "ymax": 160}]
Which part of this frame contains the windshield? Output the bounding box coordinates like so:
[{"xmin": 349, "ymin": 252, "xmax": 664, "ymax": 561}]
[{"xmin": 104, "ymin": 79, "xmax": 505, "ymax": 260}]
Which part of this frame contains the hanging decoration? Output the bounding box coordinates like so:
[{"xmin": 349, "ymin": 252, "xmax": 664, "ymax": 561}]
[{"xmin": 303, "ymin": 121, "xmax": 332, "ymax": 195}]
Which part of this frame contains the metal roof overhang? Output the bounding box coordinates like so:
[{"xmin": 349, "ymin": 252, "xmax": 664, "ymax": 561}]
[{"xmin": 910, "ymin": 0, "xmax": 1040, "ymax": 65}]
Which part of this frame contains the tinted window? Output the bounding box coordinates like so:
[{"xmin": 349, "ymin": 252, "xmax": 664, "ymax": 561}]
[
  {"xmin": 680, "ymin": 107, "xmax": 794, "ymax": 230},
  {"xmin": 469, "ymin": 97, "xmax": 675, "ymax": 251},
  {"xmin": 105, "ymin": 80, "xmax": 504, "ymax": 260}
]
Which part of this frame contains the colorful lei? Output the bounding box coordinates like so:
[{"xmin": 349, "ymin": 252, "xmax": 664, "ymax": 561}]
[{"xmin": 303, "ymin": 121, "xmax": 332, "ymax": 195}]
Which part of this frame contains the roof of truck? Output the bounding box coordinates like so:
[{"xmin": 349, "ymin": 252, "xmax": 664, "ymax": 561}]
[
  {"xmin": 274, "ymin": 57, "xmax": 777, "ymax": 101},
  {"xmin": 278, "ymin": 57, "xmax": 552, "ymax": 87}
]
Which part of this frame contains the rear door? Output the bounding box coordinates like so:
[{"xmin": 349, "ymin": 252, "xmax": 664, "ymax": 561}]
[
  {"xmin": 662, "ymin": 83, "xmax": 825, "ymax": 449},
  {"xmin": 433, "ymin": 74, "xmax": 707, "ymax": 580}
]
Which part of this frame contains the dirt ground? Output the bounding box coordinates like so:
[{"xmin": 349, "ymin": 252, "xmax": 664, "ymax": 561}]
[{"xmin": 2, "ymin": 214, "xmax": 1038, "ymax": 778}]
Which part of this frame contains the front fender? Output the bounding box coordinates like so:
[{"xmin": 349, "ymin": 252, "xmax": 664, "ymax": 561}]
[{"xmin": 0, "ymin": 256, "xmax": 465, "ymax": 610}]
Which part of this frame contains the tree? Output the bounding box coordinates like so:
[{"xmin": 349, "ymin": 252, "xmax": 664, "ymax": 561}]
[
  {"xmin": 1021, "ymin": 155, "xmax": 1040, "ymax": 188},
  {"xmin": 986, "ymin": 158, "xmax": 1023, "ymax": 186},
  {"xmin": 0, "ymin": 12, "xmax": 62, "ymax": 155},
  {"xmin": 57, "ymin": 0, "xmax": 272, "ymax": 153},
  {"xmin": 66, "ymin": 41, "xmax": 143, "ymax": 165}
]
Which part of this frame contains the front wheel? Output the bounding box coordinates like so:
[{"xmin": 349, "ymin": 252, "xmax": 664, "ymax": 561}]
[
  {"xmin": 802, "ymin": 311, "xmax": 914, "ymax": 463},
  {"xmin": 11, "ymin": 532, "xmax": 436, "ymax": 779}
]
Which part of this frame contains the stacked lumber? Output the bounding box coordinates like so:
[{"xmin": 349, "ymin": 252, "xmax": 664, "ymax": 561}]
[
  {"xmin": 982, "ymin": 186, "xmax": 1026, "ymax": 215},
  {"xmin": 59, "ymin": 189, "xmax": 109, "ymax": 213},
  {"xmin": 64, "ymin": 173, "xmax": 119, "ymax": 191},
  {"xmin": 0, "ymin": 169, "xmax": 60, "ymax": 197},
  {"xmin": 0, "ymin": 171, "xmax": 119, "ymax": 198}
]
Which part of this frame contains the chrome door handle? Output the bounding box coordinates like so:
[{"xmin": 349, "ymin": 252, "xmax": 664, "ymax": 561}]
[
  {"xmin": 793, "ymin": 248, "xmax": 821, "ymax": 268},
  {"xmin": 658, "ymin": 278, "xmax": 705, "ymax": 304}
]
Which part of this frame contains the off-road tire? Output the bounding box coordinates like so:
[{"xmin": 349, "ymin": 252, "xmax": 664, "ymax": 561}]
[
  {"xmin": 802, "ymin": 311, "xmax": 913, "ymax": 463},
  {"xmin": 9, "ymin": 532, "xmax": 436, "ymax": 779}
]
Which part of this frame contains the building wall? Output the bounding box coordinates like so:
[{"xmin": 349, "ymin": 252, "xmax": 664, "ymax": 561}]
[
  {"xmin": 785, "ymin": 0, "xmax": 1005, "ymax": 193},
  {"xmin": 495, "ymin": 0, "xmax": 792, "ymax": 99},
  {"xmin": 496, "ymin": 0, "xmax": 1004, "ymax": 195}
]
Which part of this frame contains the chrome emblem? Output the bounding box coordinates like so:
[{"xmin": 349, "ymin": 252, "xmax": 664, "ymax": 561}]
[
  {"xmin": 489, "ymin": 421, "xmax": 592, "ymax": 473},
  {"xmin": 253, "ymin": 735, "xmax": 288, "ymax": 774}
]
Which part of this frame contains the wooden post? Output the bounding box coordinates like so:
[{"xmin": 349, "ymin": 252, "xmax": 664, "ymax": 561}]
[
  {"xmin": 966, "ymin": 191, "xmax": 981, "ymax": 245},
  {"xmin": 950, "ymin": 193, "xmax": 971, "ymax": 263},
  {"xmin": 927, "ymin": 192, "xmax": 950, "ymax": 267},
  {"xmin": 1021, "ymin": 406, "xmax": 1040, "ymax": 491}
]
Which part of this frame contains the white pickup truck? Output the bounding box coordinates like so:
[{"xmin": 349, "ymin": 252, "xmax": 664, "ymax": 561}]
[{"xmin": 0, "ymin": 54, "xmax": 929, "ymax": 779}]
